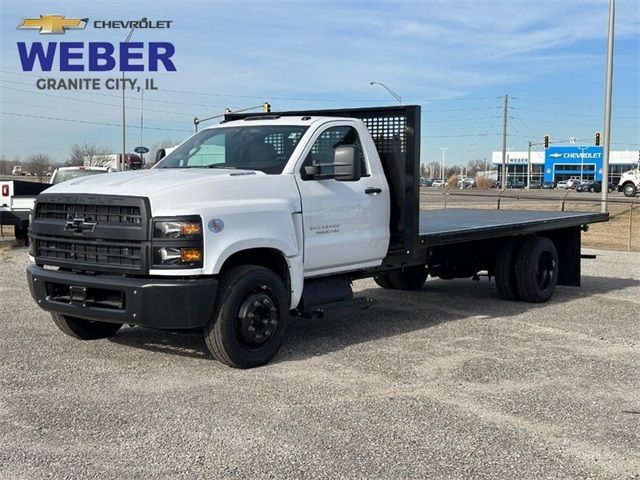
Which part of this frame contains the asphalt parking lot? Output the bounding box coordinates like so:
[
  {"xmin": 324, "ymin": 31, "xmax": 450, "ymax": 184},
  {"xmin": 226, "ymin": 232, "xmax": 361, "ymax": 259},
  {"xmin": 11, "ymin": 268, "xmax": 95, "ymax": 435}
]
[{"xmin": 1, "ymin": 245, "xmax": 639, "ymax": 479}]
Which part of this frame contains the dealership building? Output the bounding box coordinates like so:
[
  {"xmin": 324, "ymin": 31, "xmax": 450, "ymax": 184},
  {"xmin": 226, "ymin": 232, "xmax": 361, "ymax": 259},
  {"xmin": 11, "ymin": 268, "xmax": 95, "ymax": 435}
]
[{"xmin": 491, "ymin": 146, "xmax": 638, "ymax": 185}]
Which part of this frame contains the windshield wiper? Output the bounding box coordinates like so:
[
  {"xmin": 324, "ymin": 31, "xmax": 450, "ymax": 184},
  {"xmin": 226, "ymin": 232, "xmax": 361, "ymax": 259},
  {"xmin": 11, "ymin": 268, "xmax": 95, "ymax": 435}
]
[{"xmin": 208, "ymin": 164, "xmax": 239, "ymax": 169}]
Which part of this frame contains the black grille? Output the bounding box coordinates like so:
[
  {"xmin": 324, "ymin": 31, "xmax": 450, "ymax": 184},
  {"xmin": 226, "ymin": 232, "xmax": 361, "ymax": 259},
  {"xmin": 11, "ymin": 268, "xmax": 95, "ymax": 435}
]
[
  {"xmin": 37, "ymin": 236, "xmax": 142, "ymax": 269},
  {"xmin": 36, "ymin": 202, "xmax": 142, "ymax": 225},
  {"xmin": 31, "ymin": 194, "xmax": 150, "ymax": 274}
]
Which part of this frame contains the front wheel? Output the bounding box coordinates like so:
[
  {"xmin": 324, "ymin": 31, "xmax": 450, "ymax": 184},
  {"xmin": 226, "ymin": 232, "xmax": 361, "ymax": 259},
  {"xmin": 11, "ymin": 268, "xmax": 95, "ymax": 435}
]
[
  {"xmin": 204, "ymin": 265, "xmax": 289, "ymax": 368},
  {"xmin": 623, "ymin": 183, "xmax": 637, "ymax": 198},
  {"xmin": 51, "ymin": 313, "xmax": 122, "ymax": 340}
]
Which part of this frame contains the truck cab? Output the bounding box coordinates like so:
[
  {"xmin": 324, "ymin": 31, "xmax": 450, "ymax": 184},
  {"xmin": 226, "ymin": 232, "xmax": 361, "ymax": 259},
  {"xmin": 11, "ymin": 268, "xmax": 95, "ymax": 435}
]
[
  {"xmin": 618, "ymin": 162, "xmax": 639, "ymax": 197},
  {"xmin": 26, "ymin": 106, "xmax": 608, "ymax": 368}
]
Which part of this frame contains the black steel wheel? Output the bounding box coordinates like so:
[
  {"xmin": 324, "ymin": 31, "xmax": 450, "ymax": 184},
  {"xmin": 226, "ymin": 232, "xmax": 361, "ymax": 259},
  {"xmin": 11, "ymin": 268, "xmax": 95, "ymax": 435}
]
[
  {"xmin": 494, "ymin": 239, "xmax": 521, "ymax": 301},
  {"xmin": 204, "ymin": 265, "xmax": 289, "ymax": 368},
  {"xmin": 515, "ymin": 236, "xmax": 559, "ymax": 303},
  {"xmin": 51, "ymin": 313, "xmax": 122, "ymax": 340}
]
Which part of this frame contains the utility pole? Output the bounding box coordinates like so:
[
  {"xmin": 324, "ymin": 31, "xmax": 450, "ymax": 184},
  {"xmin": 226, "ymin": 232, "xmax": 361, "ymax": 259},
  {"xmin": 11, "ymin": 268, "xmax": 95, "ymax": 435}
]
[
  {"xmin": 121, "ymin": 18, "xmax": 146, "ymax": 171},
  {"xmin": 601, "ymin": 0, "xmax": 615, "ymax": 213},
  {"xmin": 527, "ymin": 141, "xmax": 532, "ymax": 190},
  {"xmin": 440, "ymin": 147, "xmax": 448, "ymax": 181},
  {"xmin": 501, "ymin": 94, "xmax": 509, "ymax": 189}
]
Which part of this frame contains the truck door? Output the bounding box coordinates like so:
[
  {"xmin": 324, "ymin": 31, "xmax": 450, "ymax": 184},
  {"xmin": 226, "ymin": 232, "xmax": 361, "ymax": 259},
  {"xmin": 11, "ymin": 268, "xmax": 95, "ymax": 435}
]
[{"xmin": 295, "ymin": 123, "xmax": 390, "ymax": 275}]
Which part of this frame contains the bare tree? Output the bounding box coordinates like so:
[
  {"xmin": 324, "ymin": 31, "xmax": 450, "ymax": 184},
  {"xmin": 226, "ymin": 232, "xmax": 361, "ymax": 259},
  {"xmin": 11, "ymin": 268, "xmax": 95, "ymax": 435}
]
[
  {"xmin": 67, "ymin": 143, "xmax": 112, "ymax": 167},
  {"xmin": 27, "ymin": 154, "xmax": 52, "ymax": 182}
]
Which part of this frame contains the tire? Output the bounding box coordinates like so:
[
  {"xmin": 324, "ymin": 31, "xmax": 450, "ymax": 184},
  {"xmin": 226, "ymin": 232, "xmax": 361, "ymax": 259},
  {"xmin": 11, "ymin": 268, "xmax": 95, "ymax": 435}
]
[
  {"xmin": 204, "ymin": 265, "xmax": 289, "ymax": 368},
  {"xmin": 51, "ymin": 313, "xmax": 122, "ymax": 340},
  {"xmin": 389, "ymin": 269, "xmax": 428, "ymax": 290},
  {"xmin": 494, "ymin": 240, "xmax": 521, "ymax": 301},
  {"xmin": 515, "ymin": 237, "xmax": 559, "ymax": 303},
  {"xmin": 623, "ymin": 183, "xmax": 637, "ymax": 198},
  {"xmin": 588, "ymin": 187, "xmax": 594, "ymax": 193},
  {"xmin": 14, "ymin": 223, "xmax": 29, "ymax": 247},
  {"xmin": 374, "ymin": 275, "xmax": 394, "ymax": 289}
]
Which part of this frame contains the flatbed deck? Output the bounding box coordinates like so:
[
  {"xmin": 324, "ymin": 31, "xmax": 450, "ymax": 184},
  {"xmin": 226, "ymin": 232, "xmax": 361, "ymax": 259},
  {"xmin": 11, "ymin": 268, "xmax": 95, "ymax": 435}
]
[{"xmin": 419, "ymin": 209, "xmax": 608, "ymax": 246}]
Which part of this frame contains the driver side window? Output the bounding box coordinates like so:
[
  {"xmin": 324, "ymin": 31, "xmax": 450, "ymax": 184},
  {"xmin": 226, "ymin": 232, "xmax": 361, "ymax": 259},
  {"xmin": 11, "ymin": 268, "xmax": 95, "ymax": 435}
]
[{"xmin": 301, "ymin": 126, "xmax": 367, "ymax": 180}]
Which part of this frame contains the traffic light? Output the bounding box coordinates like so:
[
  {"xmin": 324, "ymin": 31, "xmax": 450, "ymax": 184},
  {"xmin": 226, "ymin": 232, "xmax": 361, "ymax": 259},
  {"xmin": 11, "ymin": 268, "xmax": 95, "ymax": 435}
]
[
  {"xmin": 263, "ymin": 102, "xmax": 271, "ymax": 113},
  {"xmin": 595, "ymin": 132, "xmax": 601, "ymax": 146},
  {"xmin": 544, "ymin": 135, "xmax": 550, "ymax": 149}
]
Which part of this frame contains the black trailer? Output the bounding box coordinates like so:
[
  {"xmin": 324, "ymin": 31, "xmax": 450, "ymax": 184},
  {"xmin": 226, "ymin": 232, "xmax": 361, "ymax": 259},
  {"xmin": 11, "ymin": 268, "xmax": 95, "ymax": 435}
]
[{"xmin": 227, "ymin": 106, "xmax": 608, "ymax": 304}]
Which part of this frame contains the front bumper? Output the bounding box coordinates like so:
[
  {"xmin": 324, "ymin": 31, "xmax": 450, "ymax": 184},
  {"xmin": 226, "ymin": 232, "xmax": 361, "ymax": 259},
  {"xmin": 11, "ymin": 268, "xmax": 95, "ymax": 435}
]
[{"xmin": 27, "ymin": 264, "xmax": 217, "ymax": 329}]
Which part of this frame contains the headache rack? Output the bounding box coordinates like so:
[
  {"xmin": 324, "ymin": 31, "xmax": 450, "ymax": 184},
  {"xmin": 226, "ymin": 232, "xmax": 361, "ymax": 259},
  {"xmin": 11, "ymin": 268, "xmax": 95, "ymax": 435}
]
[{"xmin": 225, "ymin": 105, "xmax": 422, "ymax": 256}]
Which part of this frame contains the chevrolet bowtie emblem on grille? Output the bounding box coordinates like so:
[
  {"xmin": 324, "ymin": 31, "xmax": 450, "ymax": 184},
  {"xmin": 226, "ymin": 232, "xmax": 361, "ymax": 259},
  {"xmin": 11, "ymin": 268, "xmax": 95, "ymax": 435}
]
[
  {"xmin": 65, "ymin": 217, "xmax": 97, "ymax": 234},
  {"xmin": 17, "ymin": 15, "xmax": 88, "ymax": 34}
]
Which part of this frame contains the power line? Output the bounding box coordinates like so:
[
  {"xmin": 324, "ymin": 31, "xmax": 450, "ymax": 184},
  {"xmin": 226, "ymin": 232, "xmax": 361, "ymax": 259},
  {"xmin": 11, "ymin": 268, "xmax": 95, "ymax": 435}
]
[
  {"xmin": 511, "ymin": 96, "xmax": 639, "ymax": 109},
  {"xmin": 0, "ymin": 111, "xmax": 191, "ymax": 132},
  {"xmin": 0, "ymin": 85, "xmax": 194, "ymax": 118}
]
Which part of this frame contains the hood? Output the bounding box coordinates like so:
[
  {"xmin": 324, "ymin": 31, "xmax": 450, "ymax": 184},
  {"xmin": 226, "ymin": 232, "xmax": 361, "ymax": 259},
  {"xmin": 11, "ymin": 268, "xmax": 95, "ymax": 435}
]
[
  {"xmin": 44, "ymin": 168, "xmax": 267, "ymax": 196},
  {"xmin": 41, "ymin": 167, "xmax": 301, "ymax": 216}
]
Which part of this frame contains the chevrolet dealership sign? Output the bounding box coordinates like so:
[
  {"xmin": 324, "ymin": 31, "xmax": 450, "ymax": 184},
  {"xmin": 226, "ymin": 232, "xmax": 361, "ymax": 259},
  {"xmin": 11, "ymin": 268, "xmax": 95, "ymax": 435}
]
[{"xmin": 544, "ymin": 146, "xmax": 603, "ymax": 182}]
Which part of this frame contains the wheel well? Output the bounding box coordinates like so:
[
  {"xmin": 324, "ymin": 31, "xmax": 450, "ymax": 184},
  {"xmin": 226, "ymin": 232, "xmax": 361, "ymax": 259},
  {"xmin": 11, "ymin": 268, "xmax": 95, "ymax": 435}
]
[{"xmin": 220, "ymin": 248, "xmax": 291, "ymax": 291}]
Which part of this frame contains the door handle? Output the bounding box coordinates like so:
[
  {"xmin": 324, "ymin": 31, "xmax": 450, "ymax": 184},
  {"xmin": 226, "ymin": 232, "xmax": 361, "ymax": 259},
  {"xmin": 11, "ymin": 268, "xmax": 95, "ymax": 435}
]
[{"xmin": 365, "ymin": 187, "xmax": 382, "ymax": 195}]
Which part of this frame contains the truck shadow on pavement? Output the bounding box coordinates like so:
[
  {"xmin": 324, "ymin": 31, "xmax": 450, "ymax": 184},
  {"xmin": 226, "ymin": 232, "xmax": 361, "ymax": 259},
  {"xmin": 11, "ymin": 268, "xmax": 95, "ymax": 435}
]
[{"xmin": 108, "ymin": 275, "xmax": 640, "ymax": 363}]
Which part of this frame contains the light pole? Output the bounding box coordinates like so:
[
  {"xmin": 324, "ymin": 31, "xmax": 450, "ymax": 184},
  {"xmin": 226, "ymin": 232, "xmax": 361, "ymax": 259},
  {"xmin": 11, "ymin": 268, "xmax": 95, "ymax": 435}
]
[
  {"xmin": 601, "ymin": 0, "xmax": 615, "ymax": 212},
  {"xmin": 440, "ymin": 147, "xmax": 448, "ymax": 181},
  {"xmin": 369, "ymin": 82, "xmax": 402, "ymax": 104},
  {"xmin": 121, "ymin": 18, "xmax": 147, "ymax": 171},
  {"xmin": 578, "ymin": 146, "xmax": 587, "ymax": 182}
]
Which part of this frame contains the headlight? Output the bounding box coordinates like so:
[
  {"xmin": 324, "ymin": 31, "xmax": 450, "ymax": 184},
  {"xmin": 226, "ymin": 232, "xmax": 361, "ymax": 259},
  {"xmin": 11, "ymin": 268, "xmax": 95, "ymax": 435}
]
[
  {"xmin": 152, "ymin": 216, "xmax": 203, "ymax": 268},
  {"xmin": 154, "ymin": 220, "xmax": 202, "ymax": 239},
  {"xmin": 154, "ymin": 247, "xmax": 203, "ymax": 266}
]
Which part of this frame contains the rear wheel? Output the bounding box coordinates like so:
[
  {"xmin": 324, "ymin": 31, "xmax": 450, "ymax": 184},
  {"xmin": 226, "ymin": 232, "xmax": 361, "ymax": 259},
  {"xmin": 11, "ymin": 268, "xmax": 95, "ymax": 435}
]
[
  {"xmin": 51, "ymin": 313, "xmax": 122, "ymax": 340},
  {"xmin": 204, "ymin": 265, "xmax": 289, "ymax": 368},
  {"xmin": 494, "ymin": 240, "xmax": 521, "ymax": 300},
  {"xmin": 374, "ymin": 275, "xmax": 393, "ymax": 289},
  {"xmin": 515, "ymin": 237, "xmax": 558, "ymax": 303},
  {"xmin": 14, "ymin": 223, "xmax": 29, "ymax": 247},
  {"xmin": 623, "ymin": 183, "xmax": 637, "ymax": 197},
  {"xmin": 374, "ymin": 269, "xmax": 428, "ymax": 291}
]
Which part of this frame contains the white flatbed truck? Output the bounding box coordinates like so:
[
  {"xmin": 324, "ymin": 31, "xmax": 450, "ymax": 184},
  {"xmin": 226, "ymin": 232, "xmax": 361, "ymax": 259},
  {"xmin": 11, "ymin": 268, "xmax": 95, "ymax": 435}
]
[{"xmin": 27, "ymin": 106, "xmax": 608, "ymax": 367}]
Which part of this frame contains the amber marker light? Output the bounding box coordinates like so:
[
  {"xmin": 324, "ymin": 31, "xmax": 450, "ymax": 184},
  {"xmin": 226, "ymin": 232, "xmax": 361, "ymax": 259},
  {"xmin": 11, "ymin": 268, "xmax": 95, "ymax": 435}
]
[
  {"xmin": 181, "ymin": 248, "xmax": 203, "ymax": 263},
  {"xmin": 180, "ymin": 222, "xmax": 202, "ymax": 236}
]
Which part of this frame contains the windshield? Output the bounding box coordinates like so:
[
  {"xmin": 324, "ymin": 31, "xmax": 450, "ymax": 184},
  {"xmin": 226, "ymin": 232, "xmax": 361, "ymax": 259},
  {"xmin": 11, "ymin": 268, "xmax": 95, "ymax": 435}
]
[
  {"xmin": 155, "ymin": 125, "xmax": 308, "ymax": 174},
  {"xmin": 52, "ymin": 169, "xmax": 107, "ymax": 185}
]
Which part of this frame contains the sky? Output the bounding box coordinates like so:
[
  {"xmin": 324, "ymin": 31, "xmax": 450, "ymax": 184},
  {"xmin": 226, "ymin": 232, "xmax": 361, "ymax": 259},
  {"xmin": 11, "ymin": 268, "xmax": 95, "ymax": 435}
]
[{"xmin": 0, "ymin": 0, "xmax": 638, "ymax": 167}]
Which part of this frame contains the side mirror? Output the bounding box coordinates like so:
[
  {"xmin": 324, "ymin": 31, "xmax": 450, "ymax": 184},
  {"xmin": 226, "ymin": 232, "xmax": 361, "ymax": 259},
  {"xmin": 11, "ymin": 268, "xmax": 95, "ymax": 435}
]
[
  {"xmin": 333, "ymin": 145, "xmax": 361, "ymax": 182},
  {"xmin": 155, "ymin": 148, "xmax": 166, "ymax": 163}
]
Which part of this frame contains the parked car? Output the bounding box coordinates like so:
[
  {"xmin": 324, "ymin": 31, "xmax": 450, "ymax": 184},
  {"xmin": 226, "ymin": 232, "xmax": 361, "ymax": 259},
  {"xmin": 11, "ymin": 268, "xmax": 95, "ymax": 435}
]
[
  {"xmin": 542, "ymin": 181, "xmax": 555, "ymax": 189},
  {"xmin": 50, "ymin": 166, "xmax": 115, "ymax": 185},
  {"xmin": 419, "ymin": 177, "xmax": 433, "ymax": 187},
  {"xmin": 576, "ymin": 181, "xmax": 616, "ymax": 193},
  {"xmin": 557, "ymin": 180, "xmax": 568, "ymax": 189},
  {"xmin": 508, "ymin": 180, "xmax": 525, "ymax": 189},
  {"xmin": 566, "ymin": 179, "xmax": 582, "ymax": 190},
  {"xmin": 529, "ymin": 181, "xmax": 542, "ymax": 189},
  {"xmin": 431, "ymin": 179, "xmax": 446, "ymax": 187}
]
